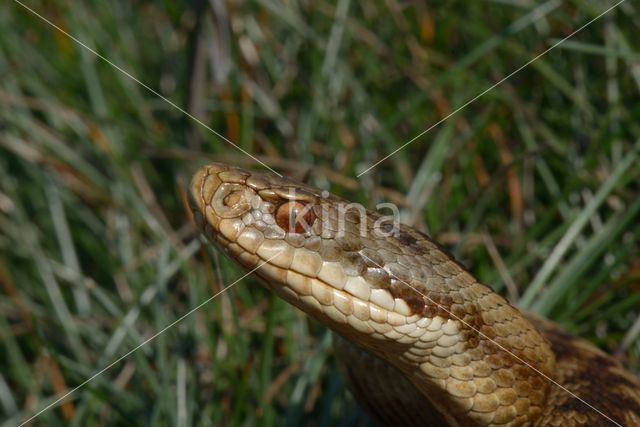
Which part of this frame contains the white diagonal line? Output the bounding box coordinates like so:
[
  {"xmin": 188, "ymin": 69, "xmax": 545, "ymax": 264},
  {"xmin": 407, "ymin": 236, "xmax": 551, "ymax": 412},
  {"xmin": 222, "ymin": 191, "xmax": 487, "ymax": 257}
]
[
  {"xmin": 357, "ymin": 0, "xmax": 628, "ymax": 177},
  {"xmin": 360, "ymin": 252, "xmax": 622, "ymax": 426},
  {"xmin": 17, "ymin": 251, "xmax": 283, "ymax": 427},
  {"xmin": 13, "ymin": 0, "xmax": 282, "ymax": 177}
]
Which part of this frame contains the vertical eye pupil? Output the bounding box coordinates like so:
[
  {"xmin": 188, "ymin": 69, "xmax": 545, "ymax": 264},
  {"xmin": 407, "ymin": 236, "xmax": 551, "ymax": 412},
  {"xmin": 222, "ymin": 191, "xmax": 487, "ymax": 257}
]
[
  {"xmin": 290, "ymin": 208, "xmax": 297, "ymax": 228},
  {"xmin": 276, "ymin": 201, "xmax": 315, "ymax": 233}
]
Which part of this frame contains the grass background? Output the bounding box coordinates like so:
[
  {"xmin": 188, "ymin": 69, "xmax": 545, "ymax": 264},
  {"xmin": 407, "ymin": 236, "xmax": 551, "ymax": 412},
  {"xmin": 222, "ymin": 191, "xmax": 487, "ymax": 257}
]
[{"xmin": 1, "ymin": 0, "xmax": 640, "ymax": 425}]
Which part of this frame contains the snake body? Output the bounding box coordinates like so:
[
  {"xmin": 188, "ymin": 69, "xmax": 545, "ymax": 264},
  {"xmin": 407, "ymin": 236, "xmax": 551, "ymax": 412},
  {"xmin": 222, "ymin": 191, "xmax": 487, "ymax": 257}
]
[{"xmin": 188, "ymin": 163, "xmax": 640, "ymax": 426}]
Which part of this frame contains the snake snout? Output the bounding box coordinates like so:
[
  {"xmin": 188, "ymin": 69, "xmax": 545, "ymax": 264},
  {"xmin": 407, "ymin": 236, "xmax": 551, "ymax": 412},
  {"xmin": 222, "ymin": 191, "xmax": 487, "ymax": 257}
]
[
  {"xmin": 189, "ymin": 163, "xmax": 235, "ymax": 211},
  {"xmin": 190, "ymin": 163, "xmax": 259, "ymax": 246},
  {"xmin": 188, "ymin": 166, "xmax": 208, "ymax": 214},
  {"xmin": 189, "ymin": 164, "xmax": 228, "ymax": 233}
]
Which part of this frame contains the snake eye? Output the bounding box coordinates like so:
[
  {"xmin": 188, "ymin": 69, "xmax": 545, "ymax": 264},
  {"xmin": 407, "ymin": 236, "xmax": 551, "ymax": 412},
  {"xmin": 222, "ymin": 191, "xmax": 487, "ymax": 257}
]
[{"xmin": 275, "ymin": 201, "xmax": 315, "ymax": 233}]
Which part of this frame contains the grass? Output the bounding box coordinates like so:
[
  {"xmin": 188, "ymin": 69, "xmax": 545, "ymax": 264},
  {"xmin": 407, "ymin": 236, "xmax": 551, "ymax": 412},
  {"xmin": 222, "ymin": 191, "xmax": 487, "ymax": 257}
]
[{"xmin": 1, "ymin": 0, "xmax": 639, "ymax": 426}]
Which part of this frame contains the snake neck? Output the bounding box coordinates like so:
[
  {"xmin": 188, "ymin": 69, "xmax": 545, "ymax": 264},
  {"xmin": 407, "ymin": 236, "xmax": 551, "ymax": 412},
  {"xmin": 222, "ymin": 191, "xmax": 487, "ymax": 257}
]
[
  {"xmin": 389, "ymin": 302, "xmax": 556, "ymax": 427},
  {"xmin": 264, "ymin": 268, "xmax": 556, "ymax": 426},
  {"xmin": 329, "ymin": 294, "xmax": 556, "ymax": 426}
]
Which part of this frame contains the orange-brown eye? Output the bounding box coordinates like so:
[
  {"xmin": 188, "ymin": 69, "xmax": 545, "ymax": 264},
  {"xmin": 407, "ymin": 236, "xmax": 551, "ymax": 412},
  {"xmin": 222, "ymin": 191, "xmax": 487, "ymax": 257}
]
[{"xmin": 275, "ymin": 201, "xmax": 315, "ymax": 233}]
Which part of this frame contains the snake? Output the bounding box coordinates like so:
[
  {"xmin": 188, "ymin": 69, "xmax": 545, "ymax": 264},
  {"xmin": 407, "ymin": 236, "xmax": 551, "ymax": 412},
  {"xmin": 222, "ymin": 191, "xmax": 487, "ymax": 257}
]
[{"xmin": 188, "ymin": 162, "xmax": 640, "ymax": 426}]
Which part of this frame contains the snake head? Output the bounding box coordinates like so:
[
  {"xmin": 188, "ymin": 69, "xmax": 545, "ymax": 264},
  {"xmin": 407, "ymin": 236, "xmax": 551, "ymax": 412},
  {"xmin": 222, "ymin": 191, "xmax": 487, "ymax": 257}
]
[{"xmin": 188, "ymin": 163, "xmax": 425, "ymax": 344}]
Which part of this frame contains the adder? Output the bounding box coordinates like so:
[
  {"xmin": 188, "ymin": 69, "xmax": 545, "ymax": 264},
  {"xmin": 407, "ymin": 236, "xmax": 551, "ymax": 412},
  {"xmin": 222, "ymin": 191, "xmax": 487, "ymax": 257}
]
[{"xmin": 188, "ymin": 162, "xmax": 640, "ymax": 426}]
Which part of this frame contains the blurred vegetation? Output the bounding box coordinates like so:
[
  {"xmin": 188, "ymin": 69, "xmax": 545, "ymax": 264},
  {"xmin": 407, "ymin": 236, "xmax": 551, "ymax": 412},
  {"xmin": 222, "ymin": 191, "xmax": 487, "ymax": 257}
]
[{"xmin": 1, "ymin": 0, "xmax": 639, "ymax": 426}]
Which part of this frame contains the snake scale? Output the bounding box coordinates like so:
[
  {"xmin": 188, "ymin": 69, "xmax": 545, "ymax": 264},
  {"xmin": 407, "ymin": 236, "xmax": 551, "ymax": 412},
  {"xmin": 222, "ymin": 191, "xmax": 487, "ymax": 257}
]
[{"xmin": 188, "ymin": 163, "xmax": 640, "ymax": 426}]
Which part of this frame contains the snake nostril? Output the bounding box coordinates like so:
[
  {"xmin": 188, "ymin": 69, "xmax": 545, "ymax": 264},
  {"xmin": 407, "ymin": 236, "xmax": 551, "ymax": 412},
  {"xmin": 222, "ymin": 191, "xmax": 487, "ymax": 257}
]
[
  {"xmin": 223, "ymin": 191, "xmax": 243, "ymax": 207},
  {"xmin": 212, "ymin": 183, "xmax": 254, "ymax": 218}
]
